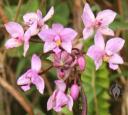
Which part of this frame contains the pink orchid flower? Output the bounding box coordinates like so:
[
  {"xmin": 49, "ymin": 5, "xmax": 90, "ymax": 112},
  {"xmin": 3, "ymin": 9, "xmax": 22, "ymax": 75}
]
[
  {"xmin": 17, "ymin": 54, "xmax": 44, "ymax": 94},
  {"xmin": 53, "ymin": 51, "xmax": 77, "ymax": 80},
  {"xmin": 23, "ymin": 7, "xmax": 54, "ymax": 36},
  {"xmin": 53, "ymin": 51, "xmax": 74, "ymax": 67},
  {"xmin": 5, "ymin": 22, "xmax": 31, "ymax": 56},
  {"xmin": 82, "ymin": 3, "xmax": 116, "ymax": 40},
  {"xmin": 87, "ymin": 33, "xmax": 125, "ymax": 70},
  {"xmin": 38, "ymin": 23, "xmax": 77, "ymax": 54},
  {"xmin": 47, "ymin": 80, "xmax": 73, "ymax": 112}
]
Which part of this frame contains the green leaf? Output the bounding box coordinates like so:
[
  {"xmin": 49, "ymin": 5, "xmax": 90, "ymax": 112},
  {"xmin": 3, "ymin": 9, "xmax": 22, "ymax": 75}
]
[
  {"xmin": 81, "ymin": 56, "xmax": 110, "ymax": 115},
  {"xmin": 52, "ymin": 2, "xmax": 69, "ymax": 25},
  {"xmin": 4, "ymin": 0, "xmax": 39, "ymax": 21},
  {"xmin": 110, "ymin": 20, "xmax": 128, "ymax": 30}
]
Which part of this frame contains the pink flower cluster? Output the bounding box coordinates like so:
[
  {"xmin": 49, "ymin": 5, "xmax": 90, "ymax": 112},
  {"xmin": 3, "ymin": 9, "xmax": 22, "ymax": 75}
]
[
  {"xmin": 82, "ymin": 3, "xmax": 125, "ymax": 70},
  {"xmin": 4, "ymin": 3, "xmax": 125, "ymax": 112}
]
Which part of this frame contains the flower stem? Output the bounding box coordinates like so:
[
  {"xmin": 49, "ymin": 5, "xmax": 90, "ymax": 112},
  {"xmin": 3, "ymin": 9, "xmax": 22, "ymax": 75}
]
[
  {"xmin": 14, "ymin": 0, "xmax": 23, "ymax": 21},
  {"xmin": 79, "ymin": 78, "xmax": 87, "ymax": 115},
  {"xmin": 39, "ymin": 65, "xmax": 53, "ymax": 75},
  {"xmin": 117, "ymin": 67, "xmax": 126, "ymax": 85}
]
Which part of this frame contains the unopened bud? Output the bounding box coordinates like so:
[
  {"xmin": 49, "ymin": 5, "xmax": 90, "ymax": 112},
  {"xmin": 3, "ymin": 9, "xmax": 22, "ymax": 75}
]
[
  {"xmin": 57, "ymin": 69, "xmax": 65, "ymax": 78},
  {"xmin": 70, "ymin": 83, "xmax": 80, "ymax": 100},
  {"xmin": 77, "ymin": 56, "xmax": 85, "ymax": 71}
]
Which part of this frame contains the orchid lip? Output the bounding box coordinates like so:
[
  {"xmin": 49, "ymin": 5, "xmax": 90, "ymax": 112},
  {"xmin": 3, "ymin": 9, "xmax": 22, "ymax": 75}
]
[
  {"xmin": 103, "ymin": 54, "xmax": 110, "ymax": 62},
  {"xmin": 56, "ymin": 39, "xmax": 62, "ymax": 46}
]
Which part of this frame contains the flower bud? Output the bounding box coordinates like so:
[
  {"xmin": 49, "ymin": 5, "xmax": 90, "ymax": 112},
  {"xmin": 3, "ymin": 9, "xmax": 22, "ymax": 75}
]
[
  {"xmin": 57, "ymin": 69, "xmax": 65, "ymax": 78},
  {"xmin": 70, "ymin": 83, "xmax": 80, "ymax": 100},
  {"xmin": 77, "ymin": 56, "xmax": 85, "ymax": 71}
]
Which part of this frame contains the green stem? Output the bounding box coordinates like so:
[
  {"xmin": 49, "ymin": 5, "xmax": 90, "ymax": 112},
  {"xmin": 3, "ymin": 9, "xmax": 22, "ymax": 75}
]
[
  {"xmin": 14, "ymin": 0, "xmax": 23, "ymax": 21},
  {"xmin": 79, "ymin": 78, "xmax": 87, "ymax": 115},
  {"xmin": 117, "ymin": 67, "xmax": 126, "ymax": 85},
  {"xmin": 39, "ymin": 65, "xmax": 53, "ymax": 75}
]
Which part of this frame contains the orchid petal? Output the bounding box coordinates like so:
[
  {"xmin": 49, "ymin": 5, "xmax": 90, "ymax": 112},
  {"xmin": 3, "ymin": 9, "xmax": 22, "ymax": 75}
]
[
  {"xmin": 23, "ymin": 12, "xmax": 38, "ymax": 24},
  {"xmin": 37, "ymin": 9, "xmax": 42, "ymax": 19},
  {"xmin": 31, "ymin": 75, "xmax": 45, "ymax": 94},
  {"xmin": 23, "ymin": 30, "xmax": 31, "ymax": 56},
  {"xmin": 27, "ymin": 21, "xmax": 38, "ymax": 36},
  {"xmin": 96, "ymin": 9, "xmax": 116, "ymax": 26},
  {"xmin": 61, "ymin": 42, "xmax": 72, "ymax": 53},
  {"xmin": 67, "ymin": 95, "xmax": 73, "ymax": 111},
  {"xmin": 38, "ymin": 29, "xmax": 56, "ymax": 42},
  {"xmin": 82, "ymin": 3, "xmax": 95, "ymax": 27},
  {"xmin": 109, "ymin": 54, "xmax": 124, "ymax": 64},
  {"xmin": 44, "ymin": 42, "xmax": 56, "ymax": 53},
  {"xmin": 55, "ymin": 91, "xmax": 68, "ymax": 111},
  {"xmin": 83, "ymin": 27, "xmax": 94, "ymax": 40},
  {"xmin": 47, "ymin": 90, "xmax": 56, "ymax": 110},
  {"xmin": 60, "ymin": 28, "xmax": 77, "ymax": 41},
  {"xmin": 53, "ymin": 47, "xmax": 61, "ymax": 54},
  {"xmin": 55, "ymin": 80, "xmax": 66, "ymax": 92},
  {"xmin": 52, "ymin": 23, "xmax": 64, "ymax": 33},
  {"xmin": 21, "ymin": 85, "xmax": 30, "ymax": 91},
  {"xmin": 105, "ymin": 37, "xmax": 125, "ymax": 55},
  {"xmin": 31, "ymin": 54, "xmax": 41, "ymax": 72},
  {"xmin": 5, "ymin": 22, "xmax": 24, "ymax": 38},
  {"xmin": 98, "ymin": 27, "xmax": 114, "ymax": 36},
  {"xmin": 94, "ymin": 32, "xmax": 105, "ymax": 50},
  {"xmin": 23, "ymin": 41, "xmax": 29, "ymax": 57},
  {"xmin": 17, "ymin": 71, "xmax": 30, "ymax": 85},
  {"xmin": 109, "ymin": 63, "xmax": 119, "ymax": 70},
  {"xmin": 5, "ymin": 38, "xmax": 22, "ymax": 49},
  {"xmin": 87, "ymin": 45, "xmax": 104, "ymax": 70},
  {"xmin": 43, "ymin": 6, "xmax": 54, "ymax": 22}
]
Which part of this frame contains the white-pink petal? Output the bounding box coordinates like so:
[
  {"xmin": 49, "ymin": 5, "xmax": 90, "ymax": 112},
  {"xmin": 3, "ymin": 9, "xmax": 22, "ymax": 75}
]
[
  {"xmin": 87, "ymin": 45, "xmax": 104, "ymax": 70},
  {"xmin": 109, "ymin": 63, "xmax": 119, "ymax": 70},
  {"xmin": 96, "ymin": 9, "xmax": 116, "ymax": 26},
  {"xmin": 38, "ymin": 29, "xmax": 56, "ymax": 42},
  {"xmin": 67, "ymin": 95, "xmax": 73, "ymax": 111},
  {"xmin": 23, "ymin": 41, "xmax": 29, "ymax": 57},
  {"xmin": 44, "ymin": 42, "xmax": 56, "ymax": 53},
  {"xmin": 94, "ymin": 32, "xmax": 105, "ymax": 50},
  {"xmin": 17, "ymin": 72, "xmax": 30, "ymax": 85},
  {"xmin": 82, "ymin": 3, "xmax": 95, "ymax": 27},
  {"xmin": 43, "ymin": 6, "xmax": 54, "ymax": 22},
  {"xmin": 5, "ymin": 38, "xmax": 22, "ymax": 49},
  {"xmin": 60, "ymin": 28, "xmax": 77, "ymax": 41},
  {"xmin": 36, "ymin": 9, "xmax": 42, "ymax": 19},
  {"xmin": 83, "ymin": 27, "xmax": 94, "ymax": 40},
  {"xmin": 23, "ymin": 30, "xmax": 31, "ymax": 56},
  {"xmin": 55, "ymin": 80, "xmax": 66, "ymax": 92},
  {"xmin": 55, "ymin": 91, "xmax": 68, "ymax": 111},
  {"xmin": 52, "ymin": 23, "xmax": 64, "ymax": 33},
  {"xmin": 98, "ymin": 27, "xmax": 114, "ymax": 36},
  {"xmin": 21, "ymin": 85, "xmax": 30, "ymax": 91},
  {"xmin": 105, "ymin": 37, "xmax": 125, "ymax": 55},
  {"xmin": 109, "ymin": 54, "xmax": 124, "ymax": 64},
  {"xmin": 31, "ymin": 54, "xmax": 41, "ymax": 72},
  {"xmin": 61, "ymin": 42, "xmax": 72, "ymax": 53},
  {"xmin": 23, "ymin": 12, "xmax": 38, "ymax": 24},
  {"xmin": 5, "ymin": 22, "xmax": 24, "ymax": 38},
  {"xmin": 31, "ymin": 75, "xmax": 45, "ymax": 94},
  {"xmin": 53, "ymin": 47, "xmax": 61, "ymax": 54},
  {"xmin": 27, "ymin": 21, "xmax": 38, "ymax": 36}
]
